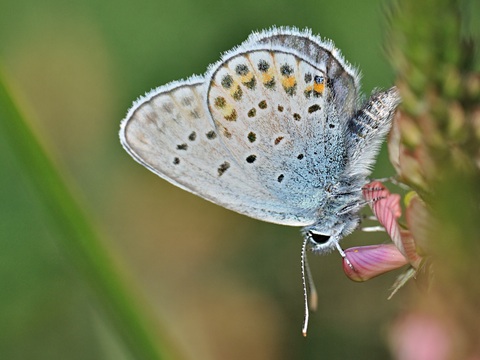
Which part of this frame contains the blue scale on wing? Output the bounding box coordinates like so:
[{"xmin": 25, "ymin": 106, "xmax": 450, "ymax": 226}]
[{"xmin": 207, "ymin": 50, "xmax": 349, "ymax": 216}]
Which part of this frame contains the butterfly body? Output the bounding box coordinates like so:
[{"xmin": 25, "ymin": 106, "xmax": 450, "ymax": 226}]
[{"xmin": 120, "ymin": 27, "xmax": 400, "ymax": 254}]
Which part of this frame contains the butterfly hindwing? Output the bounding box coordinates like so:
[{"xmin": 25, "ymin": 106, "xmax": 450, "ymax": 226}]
[
  {"xmin": 247, "ymin": 28, "xmax": 360, "ymax": 121},
  {"xmin": 207, "ymin": 48, "xmax": 350, "ymax": 213}
]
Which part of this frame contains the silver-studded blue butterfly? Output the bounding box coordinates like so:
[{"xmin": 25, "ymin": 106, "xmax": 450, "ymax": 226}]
[{"xmin": 120, "ymin": 27, "xmax": 400, "ymax": 334}]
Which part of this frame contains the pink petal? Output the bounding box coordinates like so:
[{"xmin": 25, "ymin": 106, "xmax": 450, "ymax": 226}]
[
  {"xmin": 363, "ymin": 182, "xmax": 406, "ymax": 257},
  {"xmin": 343, "ymin": 244, "xmax": 409, "ymax": 282},
  {"xmin": 400, "ymin": 229, "xmax": 422, "ymax": 268},
  {"xmin": 390, "ymin": 313, "xmax": 452, "ymax": 360},
  {"xmin": 405, "ymin": 193, "xmax": 431, "ymax": 257}
]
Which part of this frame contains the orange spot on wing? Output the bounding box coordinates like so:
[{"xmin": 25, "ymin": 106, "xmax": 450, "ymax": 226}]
[
  {"xmin": 262, "ymin": 73, "xmax": 273, "ymax": 83},
  {"xmin": 282, "ymin": 76, "xmax": 296, "ymax": 88},
  {"xmin": 314, "ymin": 82, "xmax": 325, "ymax": 93},
  {"xmin": 241, "ymin": 73, "xmax": 254, "ymax": 83}
]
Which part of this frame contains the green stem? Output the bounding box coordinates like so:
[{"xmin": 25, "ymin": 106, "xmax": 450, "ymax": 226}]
[{"xmin": 0, "ymin": 70, "xmax": 180, "ymax": 360}]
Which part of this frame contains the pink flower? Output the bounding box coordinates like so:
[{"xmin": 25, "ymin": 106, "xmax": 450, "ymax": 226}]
[
  {"xmin": 390, "ymin": 313, "xmax": 452, "ymax": 360},
  {"xmin": 343, "ymin": 181, "xmax": 424, "ymax": 282}
]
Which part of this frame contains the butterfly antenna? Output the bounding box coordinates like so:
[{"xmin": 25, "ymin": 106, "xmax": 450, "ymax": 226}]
[{"xmin": 301, "ymin": 236, "xmax": 318, "ymax": 336}]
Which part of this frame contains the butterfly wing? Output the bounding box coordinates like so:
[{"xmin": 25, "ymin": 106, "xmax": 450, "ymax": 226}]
[
  {"xmin": 120, "ymin": 77, "xmax": 311, "ymax": 226},
  {"xmin": 206, "ymin": 35, "xmax": 363, "ymax": 216},
  {"xmin": 207, "ymin": 50, "xmax": 325, "ymax": 211},
  {"xmin": 121, "ymin": 28, "xmax": 364, "ymax": 227},
  {"xmin": 247, "ymin": 28, "xmax": 360, "ymax": 121},
  {"xmin": 243, "ymin": 29, "xmax": 397, "ymax": 184}
]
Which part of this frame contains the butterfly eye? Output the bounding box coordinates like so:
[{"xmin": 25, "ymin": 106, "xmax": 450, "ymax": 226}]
[{"xmin": 308, "ymin": 231, "xmax": 330, "ymax": 245}]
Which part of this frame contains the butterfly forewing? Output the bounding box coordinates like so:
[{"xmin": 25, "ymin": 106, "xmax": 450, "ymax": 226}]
[{"xmin": 121, "ymin": 80, "xmax": 312, "ymax": 226}]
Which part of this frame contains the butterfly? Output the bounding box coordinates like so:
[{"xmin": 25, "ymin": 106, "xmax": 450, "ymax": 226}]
[{"xmin": 120, "ymin": 27, "xmax": 400, "ymax": 335}]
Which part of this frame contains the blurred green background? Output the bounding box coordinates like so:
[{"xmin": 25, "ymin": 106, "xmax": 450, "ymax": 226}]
[{"xmin": 0, "ymin": 0, "xmax": 408, "ymax": 359}]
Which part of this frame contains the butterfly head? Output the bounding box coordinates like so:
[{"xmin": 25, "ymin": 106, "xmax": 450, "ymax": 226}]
[{"xmin": 303, "ymin": 212, "xmax": 360, "ymax": 254}]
